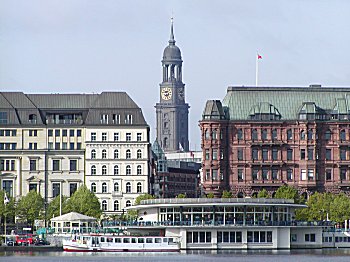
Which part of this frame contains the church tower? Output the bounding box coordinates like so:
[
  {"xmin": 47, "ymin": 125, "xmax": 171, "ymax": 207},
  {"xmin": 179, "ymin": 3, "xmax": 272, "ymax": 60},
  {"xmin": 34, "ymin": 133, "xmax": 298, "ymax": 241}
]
[{"xmin": 155, "ymin": 20, "xmax": 189, "ymax": 152}]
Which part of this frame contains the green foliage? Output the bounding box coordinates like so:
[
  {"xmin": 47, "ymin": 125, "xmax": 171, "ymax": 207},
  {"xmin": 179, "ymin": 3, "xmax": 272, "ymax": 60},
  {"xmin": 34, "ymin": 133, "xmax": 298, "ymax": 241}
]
[
  {"xmin": 0, "ymin": 190, "xmax": 16, "ymax": 219},
  {"xmin": 221, "ymin": 190, "xmax": 232, "ymax": 198},
  {"xmin": 257, "ymin": 189, "xmax": 269, "ymax": 198},
  {"xmin": 176, "ymin": 193, "xmax": 186, "ymax": 198},
  {"xmin": 46, "ymin": 195, "xmax": 69, "ymax": 219},
  {"xmin": 329, "ymin": 193, "xmax": 350, "ymax": 223},
  {"xmin": 134, "ymin": 194, "xmax": 155, "ymax": 205},
  {"xmin": 16, "ymin": 190, "xmax": 44, "ymax": 226},
  {"xmin": 64, "ymin": 185, "xmax": 102, "ymax": 219},
  {"xmin": 206, "ymin": 192, "xmax": 215, "ymax": 198},
  {"xmin": 274, "ymin": 185, "xmax": 301, "ymax": 203}
]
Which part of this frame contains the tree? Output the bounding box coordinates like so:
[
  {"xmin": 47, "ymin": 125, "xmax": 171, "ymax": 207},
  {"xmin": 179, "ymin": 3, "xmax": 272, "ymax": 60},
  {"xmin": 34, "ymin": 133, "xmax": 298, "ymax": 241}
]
[
  {"xmin": 296, "ymin": 192, "xmax": 334, "ymax": 221},
  {"xmin": 64, "ymin": 185, "xmax": 102, "ymax": 219},
  {"xmin": 176, "ymin": 193, "xmax": 186, "ymax": 198},
  {"xmin": 134, "ymin": 194, "xmax": 155, "ymax": 205},
  {"xmin": 330, "ymin": 193, "xmax": 350, "ymax": 223},
  {"xmin": 206, "ymin": 192, "xmax": 215, "ymax": 198},
  {"xmin": 257, "ymin": 189, "xmax": 269, "ymax": 198},
  {"xmin": 16, "ymin": 190, "xmax": 44, "ymax": 227},
  {"xmin": 274, "ymin": 185, "xmax": 301, "ymax": 203},
  {"xmin": 46, "ymin": 195, "xmax": 69, "ymax": 219},
  {"xmin": 0, "ymin": 190, "xmax": 16, "ymax": 223},
  {"xmin": 221, "ymin": 190, "xmax": 232, "ymax": 198}
]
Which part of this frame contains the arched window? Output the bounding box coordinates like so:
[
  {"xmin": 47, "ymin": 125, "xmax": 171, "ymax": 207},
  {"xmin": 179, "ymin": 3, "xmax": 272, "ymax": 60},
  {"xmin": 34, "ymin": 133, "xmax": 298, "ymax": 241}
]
[
  {"xmin": 137, "ymin": 149, "xmax": 142, "ymax": 159},
  {"xmin": 114, "ymin": 165, "xmax": 119, "ymax": 175},
  {"xmin": 300, "ymin": 130, "xmax": 305, "ymax": 140},
  {"xmin": 114, "ymin": 149, "xmax": 119, "ymax": 159},
  {"xmin": 307, "ymin": 130, "xmax": 313, "ymax": 140},
  {"xmin": 340, "ymin": 130, "xmax": 346, "ymax": 141},
  {"xmin": 102, "ymin": 200, "xmax": 107, "ymax": 211},
  {"xmin": 126, "ymin": 165, "xmax": 131, "ymax": 175},
  {"xmin": 262, "ymin": 129, "xmax": 268, "ymax": 140},
  {"xmin": 126, "ymin": 200, "xmax": 131, "ymax": 207},
  {"xmin": 114, "ymin": 200, "xmax": 119, "ymax": 211},
  {"xmin": 212, "ymin": 129, "xmax": 217, "ymax": 140},
  {"xmin": 114, "ymin": 182, "xmax": 119, "ymax": 192},
  {"xmin": 126, "ymin": 182, "xmax": 131, "ymax": 193},
  {"xmin": 252, "ymin": 129, "xmax": 258, "ymax": 141},
  {"xmin": 102, "ymin": 182, "xmax": 107, "ymax": 193},
  {"xmin": 102, "ymin": 149, "xmax": 107, "ymax": 159},
  {"xmin": 137, "ymin": 182, "xmax": 142, "ymax": 193},
  {"xmin": 102, "ymin": 165, "xmax": 107, "ymax": 175},
  {"xmin": 137, "ymin": 165, "xmax": 142, "ymax": 175},
  {"xmin": 91, "ymin": 165, "xmax": 96, "ymax": 175},
  {"xmin": 91, "ymin": 183, "xmax": 96, "ymax": 193},
  {"xmin": 126, "ymin": 149, "xmax": 131, "ymax": 159},
  {"xmin": 205, "ymin": 129, "xmax": 209, "ymax": 140},
  {"xmin": 91, "ymin": 149, "xmax": 96, "ymax": 159}
]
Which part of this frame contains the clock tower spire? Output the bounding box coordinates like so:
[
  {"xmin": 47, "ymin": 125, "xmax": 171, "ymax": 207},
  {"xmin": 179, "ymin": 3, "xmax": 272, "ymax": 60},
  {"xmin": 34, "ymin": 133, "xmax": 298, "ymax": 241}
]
[{"xmin": 155, "ymin": 19, "xmax": 190, "ymax": 152}]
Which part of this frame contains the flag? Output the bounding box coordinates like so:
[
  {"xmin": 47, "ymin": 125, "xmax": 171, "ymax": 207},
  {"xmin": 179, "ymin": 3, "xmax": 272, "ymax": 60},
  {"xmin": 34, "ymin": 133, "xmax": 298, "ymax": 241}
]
[
  {"xmin": 257, "ymin": 54, "xmax": 262, "ymax": 59},
  {"xmin": 179, "ymin": 143, "xmax": 184, "ymax": 152},
  {"xmin": 4, "ymin": 192, "xmax": 9, "ymax": 205}
]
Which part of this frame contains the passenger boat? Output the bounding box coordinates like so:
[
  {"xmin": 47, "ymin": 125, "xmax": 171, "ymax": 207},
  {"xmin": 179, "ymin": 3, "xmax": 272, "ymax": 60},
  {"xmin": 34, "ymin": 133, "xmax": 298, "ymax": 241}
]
[{"xmin": 62, "ymin": 234, "xmax": 180, "ymax": 252}]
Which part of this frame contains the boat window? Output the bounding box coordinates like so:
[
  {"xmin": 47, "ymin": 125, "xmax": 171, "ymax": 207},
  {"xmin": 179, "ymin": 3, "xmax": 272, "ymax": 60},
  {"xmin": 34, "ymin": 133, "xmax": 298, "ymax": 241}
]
[
  {"xmin": 146, "ymin": 238, "xmax": 153, "ymax": 243},
  {"xmin": 107, "ymin": 237, "xmax": 113, "ymax": 243},
  {"xmin": 155, "ymin": 238, "xmax": 162, "ymax": 243},
  {"xmin": 115, "ymin": 238, "xmax": 121, "ymax": 243},
  {"xmin": 123, "ymin": 238, "xmax": 130, "ymax": 243},
  {"xmin": 168, "ymin": 238, "xmax": 174, "ymax": 243},
  {"xmin": 131, "ymin": 238, "xmax": 137, "ymax": 243},
  {"xmin": 163, "ymin": 238, "xmax": 168, "ymax": 243},
  {"xmin": 138, "ymin": 238, "xmax": 145, "ymax": 243},
  {"xmin": 100, "ymin": 237, "xmax": 105, "ymax": 242}
]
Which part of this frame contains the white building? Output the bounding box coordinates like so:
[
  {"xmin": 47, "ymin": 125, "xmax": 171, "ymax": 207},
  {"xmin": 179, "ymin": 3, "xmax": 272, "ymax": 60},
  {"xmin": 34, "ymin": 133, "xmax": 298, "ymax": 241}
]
[{"xmin": 0, "ymin": 92, "xmax": 150, "ymax": 214}]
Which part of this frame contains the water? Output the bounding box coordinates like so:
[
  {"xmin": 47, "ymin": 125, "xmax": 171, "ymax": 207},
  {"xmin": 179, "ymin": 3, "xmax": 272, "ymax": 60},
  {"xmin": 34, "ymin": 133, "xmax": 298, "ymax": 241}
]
[{"xmin": 1, "ymin": 249, "xmax": 350, "ymax": 262}]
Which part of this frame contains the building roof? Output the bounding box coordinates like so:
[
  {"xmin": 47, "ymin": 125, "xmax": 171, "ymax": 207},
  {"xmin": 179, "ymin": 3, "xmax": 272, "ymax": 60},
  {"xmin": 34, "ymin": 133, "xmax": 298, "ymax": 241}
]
[
  {"xmin": 220, "ymin": 86, "xmax": 350, "ymax": 120},
  {"xmin": 50, "ymin": 212, "xmax": 97, "ymax": 222},
  {"xmin": 0, "ymin": 91, "xmax": 148, "ymax": 126}
]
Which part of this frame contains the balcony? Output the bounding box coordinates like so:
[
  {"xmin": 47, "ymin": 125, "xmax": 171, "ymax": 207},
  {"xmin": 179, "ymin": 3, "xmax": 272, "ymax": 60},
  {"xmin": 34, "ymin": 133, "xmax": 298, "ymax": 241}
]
[{"xmin": 46, "ymin": 119, "xmax": 83, "ymax": 125}]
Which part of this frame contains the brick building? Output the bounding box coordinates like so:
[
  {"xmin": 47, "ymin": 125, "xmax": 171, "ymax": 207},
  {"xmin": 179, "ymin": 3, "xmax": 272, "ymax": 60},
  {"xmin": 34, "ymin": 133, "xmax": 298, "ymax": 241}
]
[{"xmin": 200, "ymin": 85, "xmax": 350, "ymax": 198}]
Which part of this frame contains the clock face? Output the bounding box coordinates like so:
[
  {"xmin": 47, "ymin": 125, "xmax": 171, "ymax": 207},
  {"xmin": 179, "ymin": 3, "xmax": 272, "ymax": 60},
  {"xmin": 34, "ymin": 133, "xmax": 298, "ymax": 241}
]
[{"xmin": 161, "ymin": 87, "xmax": 172, "ymax": 100}]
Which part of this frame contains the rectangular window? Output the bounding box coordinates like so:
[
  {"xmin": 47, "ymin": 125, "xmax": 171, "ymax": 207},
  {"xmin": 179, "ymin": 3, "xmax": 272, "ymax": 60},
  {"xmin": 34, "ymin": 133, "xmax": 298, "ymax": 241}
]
[
  {"xmin": 70, "ymin": 143, "xmax": 74, "ymax": 150},
  {"xmin": 326, "ymin": 149, "xmax": 332, "ymax": 160},
  {"xmin": 126, "ymin": 133, "xmax": 131, "ymax": 141},
  {"xmin": 30, "ymin": 159, "xmax": 37, "ymax": 171},
  {"xmin": 340, "ymin": 148, "xmax": 347, "ymax": 161},
  {"xmin": 291, "ymin": 234, "xmax": 297, "ymax": 242},
  {"xmin": 91, "ymin": 132, "xmax": 96, "ymax": 141},
  {"xmin": 101, "ymin": 114, "xmax": 108, "ymax": 124},
  {"xmin": 238, "ymin": 169, "xmax": 243, "ymax": 182},
  {"xmin": 205, "ymin": 170, "xmax": 210, "ymax": 180},
  {"xmin": 0, "ymin": 112, "xmax": 8, "ymax": 124},
  {"xmin": 205, "ymin": 149, "xmax": 210, "ymax": 160},
  {"xmin": 212, "ymin": 169, "xmax": 218, "ymax": 181},
  {"xmin": 308, "ymin": 148, "xmax": 314, "ymax": 160},
  {"xmin": 113, "ymin": 114, "xmax": 120, "ymax": 124},
  {"xmin": 272, "ymin": 169, "xmax": 278, "ymax": 180},
  {"xmin": 341, "ymin": 169, "xmax": 347, "ymax": 181},
  {"xmin": 29, "ymin": 183, "xmax": 37, "ymax": 192},
  {"xmin": 287, "ymin": 169, "xmax": 293, "ymax": 181},
  {"xmin": 62, "ymin": 129, "xmax": 67, "ymax": 136},
  {"xmin": 48, "ymin": 142, "xmax": 53, "ymax": 150},
  {"xmin": 287, "ymin": 149, "xmax": 293, "ymax": 161},
  {"xmin": 55, "ymin": 143, "xmax": 60, "ymax": 150},
  {"xmin": 70, "ymin": 130, "xmax": 75, "ymax": 136},
  {"xmin": 70, "ymin": 183, "xmax": 77, "ymax": 196},
  {"xmin": 272, "ymin": 149, "xmax": 278, "ymax": 160},
  {"xmin": 237, "ymin": 148, "xmax": 243, "ymax": 161},
  {"xmin": 102, "ymin": 132, "xmax": 107, "ymax": 141},
  {"xmin": 55, "ymin": 129, "xmax": 60, "ymax": 136},
  {"xmin": 62, "ymin": 143, "xmax": 67, "ymax": 150},
  {"xmin": 48, "ymin": 129, "xmax": 53, "ymax": 137},
  {"xmin": 252, "ymin": 148, "xmax": 258, "ymax": 160},
  {"xmin": 300, "ymin": 149, "xmax": 306, "ymax": 160},
  {"xmin": 301, "ymin": 169, "xmax": 307, "ymax": 180},
  {"xmin": 137, "ymin": 133, "xmax": 142, "ymax": 142},
  {"xmin": 237, "ymin": 129, "xmax": 243, "ymax": 140},
  {"xmin": 262, "ymin": 169, "xmax": 268, "ymax": 180},
  {"xmin": 29, "ymin": 130, "xmax": 38, "ymax": 137},
  {"xmin": 125, "ymin": 114, "xmax": 132, "ymax": 124},
  {"xmin": 326, "ymin": 169, "xmax": 332, "ymax": 181},
  {"xmin": 53, "ymin": 160, "xmax": 60, "ymax": 171},
  {"xmin": 5, "ymin": 130, "xmax": 10, "ymax": 136},
  {"xmin": 308, "ymin": 169, "xmax": 314, "ymax": 180},
  {"xmin": 77, "ymin": 130, "xmax": 81, "ymax": 137},
  {"xmin": 262, "ymin": 149, "xmax": 268, "ymax": 161},
  {"xmin": 77, "ymin": 143, "xmax": 81, "ymax": 150},
  {"xmin": 70, "ymin": 160, "xmax": 77, "ymax": 171},
  {"xmin": 3, "ymin": 180, "xmax": 13, "ymax": 196},
  {"xmin": 252, "ymin": 169, "xmax": 258, "ymax": 180},
  {"xmin": 114, "ymin": 132, "xmax": 119, "ymax": 141},
  {"xmin": 305, "ymin": 234, "xmax": 316, "ymax": 242},
  {"xmin": 212, "ymin": 149, "xmax": 218, "ymax": 160},
  {"xmin": 52, "ymin": 183, "xmax": 60, "ymax": 198}
]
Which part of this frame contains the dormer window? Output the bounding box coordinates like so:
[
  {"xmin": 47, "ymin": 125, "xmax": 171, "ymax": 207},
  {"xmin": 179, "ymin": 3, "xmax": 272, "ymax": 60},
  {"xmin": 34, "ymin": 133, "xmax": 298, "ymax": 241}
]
[
  {"xmin": 125, "ymin": 114, "xmax": 133, "ymax": 124},
  {"xmin": 101, "ymin": 114, "xmax": 108, "ymax": 124},
  {"xmin": 29, "ymin": 114, "xmax": 37, "ymax": 124}
]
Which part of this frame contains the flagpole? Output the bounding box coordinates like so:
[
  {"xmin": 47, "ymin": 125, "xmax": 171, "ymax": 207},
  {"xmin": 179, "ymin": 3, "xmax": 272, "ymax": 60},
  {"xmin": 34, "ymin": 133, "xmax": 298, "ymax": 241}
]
[{"xmin": 255, "ymin": 53, "xmax": 259, "ymax": 87}]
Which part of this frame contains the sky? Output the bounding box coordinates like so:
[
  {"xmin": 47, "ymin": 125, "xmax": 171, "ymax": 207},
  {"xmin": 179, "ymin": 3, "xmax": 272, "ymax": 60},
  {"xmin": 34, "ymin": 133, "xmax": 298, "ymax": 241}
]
[{"xmin": 1, "ymin": 0, "xmax": 350, "ymax": 150}]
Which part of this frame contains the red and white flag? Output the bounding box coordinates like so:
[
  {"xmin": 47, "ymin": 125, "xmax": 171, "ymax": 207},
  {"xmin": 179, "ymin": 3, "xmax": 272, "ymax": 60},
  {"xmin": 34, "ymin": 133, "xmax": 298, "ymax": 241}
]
[{"xmin": 257, "ymin": 54, "xmax": 262, "ymax": 59}]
